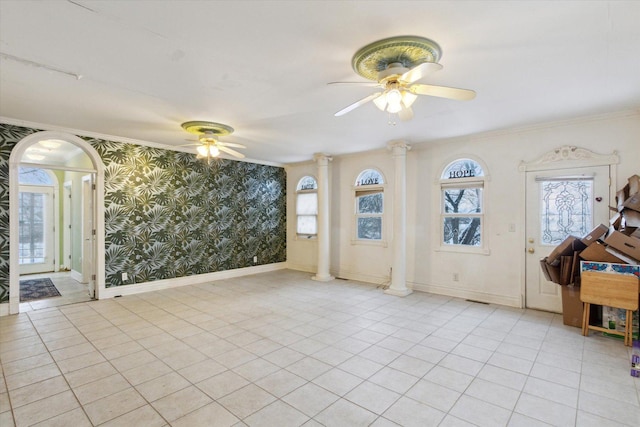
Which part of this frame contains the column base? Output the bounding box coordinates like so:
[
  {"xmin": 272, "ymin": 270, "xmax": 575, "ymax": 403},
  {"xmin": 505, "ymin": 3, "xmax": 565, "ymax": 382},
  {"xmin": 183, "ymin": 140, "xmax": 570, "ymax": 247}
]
[
  {"xmin": 384, "ymin": 287, "xmax": 413, "ymax": 297},
  {"xmin": 312, "ymin": 274, "xmax": 335, "ymax": 282}
]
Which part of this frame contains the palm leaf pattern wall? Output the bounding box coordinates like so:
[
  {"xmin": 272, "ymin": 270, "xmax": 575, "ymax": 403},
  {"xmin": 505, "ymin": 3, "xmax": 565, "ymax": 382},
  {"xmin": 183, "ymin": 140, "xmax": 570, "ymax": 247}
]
[{"xmin": 0, "ymin": 123, "xmax": 286, "ymax": 301}]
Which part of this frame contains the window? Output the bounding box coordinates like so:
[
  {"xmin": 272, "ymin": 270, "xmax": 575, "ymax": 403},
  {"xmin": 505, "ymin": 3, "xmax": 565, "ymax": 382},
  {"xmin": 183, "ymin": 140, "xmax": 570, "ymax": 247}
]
[
  {"xmin": 355, "ymin": 169, "xmax": 384, "ymax": 241},
  {"xmin": 296, "ymin": 176, "xmax": 318, "ymax": 237},
  {"xmin": 441, "ymin": 159, "xmax": 485, "ymax": 248}
]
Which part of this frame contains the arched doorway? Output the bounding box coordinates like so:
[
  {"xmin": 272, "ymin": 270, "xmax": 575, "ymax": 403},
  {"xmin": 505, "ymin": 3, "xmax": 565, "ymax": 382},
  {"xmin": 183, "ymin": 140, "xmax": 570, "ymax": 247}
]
[{"xmin": 9, "ymin": 131, "xmax": 105, "ymax": 314}]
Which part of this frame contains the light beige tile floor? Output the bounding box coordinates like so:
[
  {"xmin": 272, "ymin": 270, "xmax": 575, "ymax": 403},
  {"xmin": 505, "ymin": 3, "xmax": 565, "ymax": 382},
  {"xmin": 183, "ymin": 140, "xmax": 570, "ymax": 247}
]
[{"xmin": 1, "ymin": 269, "xmax": 639, "ymax": 426}]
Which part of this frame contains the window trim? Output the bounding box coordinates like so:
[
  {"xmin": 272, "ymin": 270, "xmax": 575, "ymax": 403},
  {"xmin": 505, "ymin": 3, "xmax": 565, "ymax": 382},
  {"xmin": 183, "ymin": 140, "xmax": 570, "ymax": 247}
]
[
  {"xmin": 352, "ymin": 167, "xmax": 388, "ymax": 247},
  {"xmin": 295, "ymin": 176, "xmax": 318, "ymax": 240},
  {"xmin": 437, "ymin": 157, "xmax": 490, "ymax": 255}
]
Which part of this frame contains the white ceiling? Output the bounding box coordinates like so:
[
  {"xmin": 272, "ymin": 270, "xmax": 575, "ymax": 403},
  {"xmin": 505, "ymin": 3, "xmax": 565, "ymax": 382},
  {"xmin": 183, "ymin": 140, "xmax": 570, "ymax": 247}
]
[{"xmin": 1, "ymin": 1, "xmax": 639, "ymax": 164}]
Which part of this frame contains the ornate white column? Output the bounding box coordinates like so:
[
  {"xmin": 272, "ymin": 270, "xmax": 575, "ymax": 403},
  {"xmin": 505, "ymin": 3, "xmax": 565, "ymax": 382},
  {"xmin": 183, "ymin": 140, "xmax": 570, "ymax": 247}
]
[
  {"xmin": 385, "ymin": 141, "xmax": 412, "ymax": 296},
  {"xmin": 312, "ymin": 153, "xmax": 334, "ymax": 282}
]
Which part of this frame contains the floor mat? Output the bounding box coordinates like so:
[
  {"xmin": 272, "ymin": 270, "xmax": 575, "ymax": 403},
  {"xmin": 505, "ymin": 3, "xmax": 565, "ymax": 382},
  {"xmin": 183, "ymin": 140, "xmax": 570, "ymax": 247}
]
[{"xmin": 19, "ymin": 277, "xmax": 62, "ymax": 302}]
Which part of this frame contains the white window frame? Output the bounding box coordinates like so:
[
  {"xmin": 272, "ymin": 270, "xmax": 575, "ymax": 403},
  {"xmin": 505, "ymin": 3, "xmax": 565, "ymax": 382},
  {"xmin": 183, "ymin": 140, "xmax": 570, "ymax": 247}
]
[
  {"xmin": 438, "ymin": 158, "xmax": 490, "ymax": 255},
  {"xmin": 296, "ymin": 176, "xmax": 318, "ymax": 239},
  {"xmin": 352, "ymin": 168, "xmax": 387, "ymax": 247}
]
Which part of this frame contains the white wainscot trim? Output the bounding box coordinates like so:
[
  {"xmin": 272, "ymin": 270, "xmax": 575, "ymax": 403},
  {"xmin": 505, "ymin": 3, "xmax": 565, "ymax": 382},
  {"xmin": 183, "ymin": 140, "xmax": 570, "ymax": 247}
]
[
  {"xmin": 409, "ymin": 281, "xmax": 522, "ymax": 308},
  {"xmin": 100, "ymin": 263, "xmax": 287, "ymax": 299}
]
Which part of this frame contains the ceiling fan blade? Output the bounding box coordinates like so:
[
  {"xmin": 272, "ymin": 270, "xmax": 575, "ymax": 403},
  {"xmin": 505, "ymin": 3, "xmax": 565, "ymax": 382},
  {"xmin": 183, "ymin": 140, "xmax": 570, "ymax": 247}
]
[
  {"xmin": 400, "ymin": 62, "xmax": 443, "ymax": 84},
  {"xmin": 410, "ymin": 84, "xmax": 476, "ymax": 101},
  {"xmin": 335, "ymin": 92, "xmax": 382, "ymax": 116},
  {"xmin": 217, "ymin": 141, "xmax": 246, "ymax": 149},
  {"xmin": 179, "ymin": 143, "xmax": 201, "ymax": 147},
  {"xmin": 328, "ymin": 81, "xmax": 379, "ymax": 87},
  {"xmin": 218, "ymin": 145, "xmax": 246, "ymax": 159},
  {"xmin": 398, "ymin": 107, "xmax": 414, "ymax": 121}
]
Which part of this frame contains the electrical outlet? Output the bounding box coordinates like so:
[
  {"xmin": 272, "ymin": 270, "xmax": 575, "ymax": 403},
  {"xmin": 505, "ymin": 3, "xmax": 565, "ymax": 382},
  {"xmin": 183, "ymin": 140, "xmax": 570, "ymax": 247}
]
[
  {"xmin": 453, "ymin": 273, "xmax": 459, "ymax": 282},
  {"xmin": 122, "ymin": 272, "xmax": 128, "ymax": 281},
  {"xmin": 253, "ymin": 256, "xmax": 258, "ymax": 264}
]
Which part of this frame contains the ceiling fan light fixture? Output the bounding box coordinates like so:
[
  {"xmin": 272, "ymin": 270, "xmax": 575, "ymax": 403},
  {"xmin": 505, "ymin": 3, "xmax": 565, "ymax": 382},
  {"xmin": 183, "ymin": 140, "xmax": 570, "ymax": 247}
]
[
  {"xmin": 181, "ymin": 121, "xmax": 246, "ymax": 160},
  {"xmin": 401, "ymin": 91, "xmax": 417, "ymax": 108},
  {"xmin": 333, "ymin": 36, "xmax": 474, "ymax": 124},
  {"xmin": 386, "ymin": 88, "xmax": 403, "ymax": 113},
  {"xmin": 196, "ymin": 145, "xmax": 209, "ymax": 156},
  {"xmin": 372, "ymin": 94, "xmax": 388, "ymax": 111}
]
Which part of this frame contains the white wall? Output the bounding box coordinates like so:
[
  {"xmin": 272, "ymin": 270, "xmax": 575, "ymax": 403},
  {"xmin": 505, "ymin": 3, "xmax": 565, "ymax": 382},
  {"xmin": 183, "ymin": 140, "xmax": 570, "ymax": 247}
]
[{"xmin": 286, "ymin": 110, "xmax": 640, "ymax": 307}]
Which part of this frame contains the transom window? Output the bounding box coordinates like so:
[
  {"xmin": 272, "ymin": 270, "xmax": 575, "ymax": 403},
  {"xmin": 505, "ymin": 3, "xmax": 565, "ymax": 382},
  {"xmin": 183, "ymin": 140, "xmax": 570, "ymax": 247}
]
[
  {"xmin": 441, "ymin": 159, "xmax": 485, "ymax": 248},
  {"xmin": 296, "ymin": 176, "xmax": 318, "ymax": 237},
  {"xmin": 355, "ymin": 169, "xmax": 384, "ymax": 241}
]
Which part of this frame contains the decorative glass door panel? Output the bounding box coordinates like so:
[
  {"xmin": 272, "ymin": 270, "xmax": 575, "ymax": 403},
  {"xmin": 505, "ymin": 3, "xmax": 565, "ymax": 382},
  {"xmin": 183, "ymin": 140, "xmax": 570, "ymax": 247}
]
[{"xmin": 539, "ymin": 178, "xmax": 593, "ymax": 245}]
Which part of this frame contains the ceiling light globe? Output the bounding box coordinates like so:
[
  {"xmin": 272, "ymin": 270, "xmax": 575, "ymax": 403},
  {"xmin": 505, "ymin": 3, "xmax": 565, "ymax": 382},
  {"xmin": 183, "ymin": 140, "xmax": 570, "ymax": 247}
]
[
  {"xmin": 197, "ymin": 145, "xmax": 208, "ymax": 156},
  {"xmin": 209, "ymin": 146, "xmax": 220, "ymax": 157},
  {"xmin": 386, "ymin": 89, "xmax": 403, "ymax": 113}
]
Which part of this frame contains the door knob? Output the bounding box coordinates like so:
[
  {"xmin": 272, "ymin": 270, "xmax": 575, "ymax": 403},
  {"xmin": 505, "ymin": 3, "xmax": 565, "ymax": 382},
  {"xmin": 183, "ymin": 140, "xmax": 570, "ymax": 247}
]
[
  {"xmin": 528, "ymin": 238, "xmax": 534, "ymax": 243},
  {"xmin": 527, "ymin": 248, "xmax": 535, "ymax": 254}
]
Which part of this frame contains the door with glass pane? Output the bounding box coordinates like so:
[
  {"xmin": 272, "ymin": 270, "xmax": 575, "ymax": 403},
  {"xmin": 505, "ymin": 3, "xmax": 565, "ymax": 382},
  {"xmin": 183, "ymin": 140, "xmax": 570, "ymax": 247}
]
[
  {"xmin": 19, "ymin": 185, "xmax": 55, "ymax": 274},
  {"xmin": 525, "ymin": 166, "xmax": 610, "ymax": 312}
]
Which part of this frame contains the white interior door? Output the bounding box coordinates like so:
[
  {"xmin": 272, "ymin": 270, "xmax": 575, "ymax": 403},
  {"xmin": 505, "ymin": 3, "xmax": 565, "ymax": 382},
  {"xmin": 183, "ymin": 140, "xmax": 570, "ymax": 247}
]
[
  {"xmin": 63, "ymin": 181, "xmax": 72, "ymax": 271},
  {"xmin": 19, "ymin": 185, "xmax": 55, "ymax": 275},
  {"xmin": 81, "ymin": 175, "xmax": 95, "ymax": 297},
  {"xmin": 525, "ymin": 166, "xmax": 610, "ymax": 312}
]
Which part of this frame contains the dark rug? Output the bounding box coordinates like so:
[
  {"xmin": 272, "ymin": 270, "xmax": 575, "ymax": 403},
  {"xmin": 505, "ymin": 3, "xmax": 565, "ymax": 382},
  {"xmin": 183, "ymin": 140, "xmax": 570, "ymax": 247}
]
[{"xmin": 20, "ymin": 278, "xmax": 61, "ymax": 302}]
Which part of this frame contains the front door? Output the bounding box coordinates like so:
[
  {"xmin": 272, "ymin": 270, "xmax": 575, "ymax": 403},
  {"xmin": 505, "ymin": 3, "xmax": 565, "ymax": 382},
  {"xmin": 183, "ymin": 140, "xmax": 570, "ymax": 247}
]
[
  {"xmin": 525, "ymin": 165, "xmax": 610, "ymax": 312},
  {"xmin": 18, "ymin": 185, "xmax": 55, "ymax": 275}
]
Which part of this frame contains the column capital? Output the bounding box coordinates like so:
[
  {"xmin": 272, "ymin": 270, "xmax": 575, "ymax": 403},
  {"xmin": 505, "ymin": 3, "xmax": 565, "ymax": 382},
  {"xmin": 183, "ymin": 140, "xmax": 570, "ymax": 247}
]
[
  {"xmin": 313, "ymin": 153, "xmax": 333, "ymax": 165},
  {"xmin": 387, "ymin": 140, "xmax": 411, "ymax": 153}
]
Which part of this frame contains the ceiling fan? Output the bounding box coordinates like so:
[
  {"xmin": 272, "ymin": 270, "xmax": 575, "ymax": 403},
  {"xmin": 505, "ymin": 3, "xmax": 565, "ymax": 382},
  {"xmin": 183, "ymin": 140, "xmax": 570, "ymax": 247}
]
[
  {"xmin": 181, "ymin": 121, "xmax": 246, "ymax": 159},
  {"xmin": 331, "ymin": 36, "xmax": 476, "ymax": 121}
]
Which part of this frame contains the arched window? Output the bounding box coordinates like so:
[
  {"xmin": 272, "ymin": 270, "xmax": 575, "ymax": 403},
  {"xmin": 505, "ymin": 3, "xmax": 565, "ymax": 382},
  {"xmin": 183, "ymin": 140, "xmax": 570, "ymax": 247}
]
[
  {"xmin": 296, "ymin": 176, "xmax": 318, "ymax": 237},
  {"xmin": 440, "ymin": 158, "xmax": 486, "ymax": 248},
  {"xmin": 355, "ymin": 168, "xmax": 384, "ymax": 241}
]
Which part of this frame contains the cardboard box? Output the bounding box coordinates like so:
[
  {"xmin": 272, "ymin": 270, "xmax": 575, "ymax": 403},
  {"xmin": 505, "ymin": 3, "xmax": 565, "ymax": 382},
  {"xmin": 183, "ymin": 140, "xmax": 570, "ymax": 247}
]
[
  {"xmin": 623, "ymin": 209, "xmax": 640, "ymax": 228},
  {"xmin": 604, "ymin": 231, "xmax": 640, "ymax": 262},
  {"xmin": 540, "ymin": 258, "xmax": 561, "ymax": 284},
  {"xmin": 561, "ymin": 285, "xmax": 583, "ymax": 328},
  {"xmin": 580, "ymin": 224, "xmax": 608, "ymax": 245},
  {"xmin": 617, "ymin": 184, "xmax": 630, "ymax": 212},
  {"xmin": 623, "ymin": 192, "xmax": 640, "ymax": 212},
  {"xmin": 629, "ymin": 175, "xmax": 640, "ymax": 196},
  {"xmin": 579, "ymin": 241, "xmax": 626, "ymax": 263},
  {"xmin": 547, "ymin": 236, "xmax": 586, "ymax": 266}
]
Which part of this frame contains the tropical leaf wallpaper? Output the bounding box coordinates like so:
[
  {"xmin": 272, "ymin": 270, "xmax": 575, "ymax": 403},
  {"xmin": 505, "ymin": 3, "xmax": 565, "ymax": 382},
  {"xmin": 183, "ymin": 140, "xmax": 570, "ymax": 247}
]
[{"xmin": 0, "ymin": 123, "xmax": 287, "ymax": 302}]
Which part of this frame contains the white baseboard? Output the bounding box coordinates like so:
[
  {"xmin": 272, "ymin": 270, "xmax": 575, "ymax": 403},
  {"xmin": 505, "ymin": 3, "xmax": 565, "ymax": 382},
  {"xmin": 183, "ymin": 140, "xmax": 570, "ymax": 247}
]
[
  {"xmin": 332, "ymin": 269, "xmax": 389, "ymax": 287},
  {"xmin": 285, "ymin": 262, "xmax": 316, "ymax": 274},
  {"xmin": 0, "ymin": 303, "xmax": 9, "ymax": 317},
  {"xmin": 100, "ymin": 263, "xmax": 287, "ymax": 299},
  {"xmin": 70, "ymin": 270, "xmax": 83, "ymax": 283},
  {"xmin": 410, "ymin": 281, "xmax": 522, "ymax": 308}
]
